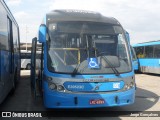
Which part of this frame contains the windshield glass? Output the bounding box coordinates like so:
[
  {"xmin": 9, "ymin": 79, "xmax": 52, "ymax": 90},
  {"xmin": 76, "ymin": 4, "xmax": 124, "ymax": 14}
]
[
  {"xmin": 47, "ymin": 22, "xmax": 131, "ymax": 74},
  {"xmin": 131, "ymin": 46, "xmax": 137, "ymax": 60}
]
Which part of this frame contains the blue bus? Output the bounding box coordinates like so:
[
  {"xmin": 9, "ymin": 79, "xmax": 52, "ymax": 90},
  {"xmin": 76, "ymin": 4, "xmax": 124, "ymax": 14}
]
[
  {"xmin": 0, "ymin": 0, "xmax": 21, "ymax": 104},
  {"xmin": 133, "ymin": 40, "xmax": 160, "ymax": 74},
  {"xmin": 130, "ymin": 46, "xmax": 138, "ymax": 71},
  {"xmin": 31, "ymin": 10, "xmax": 136, "ymax": 108}
]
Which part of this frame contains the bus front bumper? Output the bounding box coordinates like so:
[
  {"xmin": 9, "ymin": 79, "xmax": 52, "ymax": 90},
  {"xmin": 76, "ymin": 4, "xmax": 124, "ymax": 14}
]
[{"xmin": 43, "ymin": 84, "xmax": 135, "ymax": 108}]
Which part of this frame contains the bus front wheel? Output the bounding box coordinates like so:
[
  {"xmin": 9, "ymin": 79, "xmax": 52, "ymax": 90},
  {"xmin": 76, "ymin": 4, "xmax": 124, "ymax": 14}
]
[{"xmin": 26, "ymin": 63, "xmax": 31, "ymax": 70}]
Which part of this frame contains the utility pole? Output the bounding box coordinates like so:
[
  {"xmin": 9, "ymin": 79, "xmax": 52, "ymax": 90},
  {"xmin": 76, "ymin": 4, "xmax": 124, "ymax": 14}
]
[{"xmin": 26, "ymin": 25, "xmax": 29, "ymax": 51}]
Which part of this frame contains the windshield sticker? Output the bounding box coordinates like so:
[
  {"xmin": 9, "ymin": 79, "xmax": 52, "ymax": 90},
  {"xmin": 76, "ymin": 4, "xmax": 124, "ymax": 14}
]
[{"xmin": 88, "ymin": 58, "xmax": 99, "ymax": 68}]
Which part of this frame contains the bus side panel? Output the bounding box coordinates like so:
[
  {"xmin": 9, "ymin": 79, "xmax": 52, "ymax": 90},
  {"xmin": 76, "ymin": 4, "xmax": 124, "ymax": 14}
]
[
  {"xmin": 0, "ymin": 0, "xmax": 20, "ymax": 104},
  {"xmin": 0, "ymin": 1, "xmax": 9, "ymax": 104},
  {"xmin": 139, "ymin": 58, "xmax": 160, "ymax": 74},
  {"xmin": 0, "ymin": 51, "xmax": 2, "ymax": 103},
  {"xmin": 12, "ymin": 22, "xmax": 21, "ymax": 80},
  {"xmin": 16, "ymin": 52, "xmax": 21, "ymax": 81},
  {"xmin": 0, "ymin": 50, "xmax": 12, "ymax": 104},
  {"xmin": 14, "ymin": 52, "xmax": 20, "ymax": 80}
]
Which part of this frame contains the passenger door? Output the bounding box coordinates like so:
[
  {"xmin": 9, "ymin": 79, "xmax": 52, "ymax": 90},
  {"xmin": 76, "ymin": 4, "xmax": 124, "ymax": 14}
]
[
  {"xmin": 8, "ymin": 17, "xmax": 15, "ymax": 89},
  {"xmin": 8, "ymin": 18, "xmax": 14, "ymax": 76}
]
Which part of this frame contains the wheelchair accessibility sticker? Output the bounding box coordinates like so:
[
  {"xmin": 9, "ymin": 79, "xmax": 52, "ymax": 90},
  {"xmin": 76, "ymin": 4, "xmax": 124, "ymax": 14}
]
[{"xmin": 88, "ymin": 58, "xmax": 99, "ymax": 68}]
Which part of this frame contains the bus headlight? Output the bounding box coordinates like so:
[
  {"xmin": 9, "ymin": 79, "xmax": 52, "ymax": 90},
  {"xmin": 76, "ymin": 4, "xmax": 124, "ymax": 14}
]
[
  {"xmin": 129, "ymin": 82, "xmax": 134, "ymax": 88},
  {"xmin": 124, "ymin": 84, "xmax": 130, "ymax": 90},
  {"xmin": 57, "ymin": 85, "xmax": 65, "ymax": 91},
  {"xmin": 48, "ymin": 83, "xmax": 57, "ymax": 90},
  {"xmin": 124, "ymin": 82, "xmax": 134, "ymax": 90}
]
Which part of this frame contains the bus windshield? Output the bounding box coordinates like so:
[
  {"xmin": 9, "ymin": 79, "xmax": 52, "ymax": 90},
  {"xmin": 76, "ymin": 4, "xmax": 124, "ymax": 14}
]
[
  {"xmin": 47, "ymin": 22, "xmax": 131, "ymax": 74},
  {"xmin": 130, "ymin": 46, "xmax": 137, "ymax": 61}
]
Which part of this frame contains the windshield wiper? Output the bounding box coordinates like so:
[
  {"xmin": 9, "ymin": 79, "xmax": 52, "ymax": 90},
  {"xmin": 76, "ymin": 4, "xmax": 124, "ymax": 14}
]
[
  {"xmin": 71, "ymin": 63, "xmax": 81, "ymax": 77},
  {"xmin": 101, "ymin": 56, "xmax": 120, "ymax": 76},
  {"xmin": 71, "ymin": 47, "xmax": 89, "ymax": 77}
]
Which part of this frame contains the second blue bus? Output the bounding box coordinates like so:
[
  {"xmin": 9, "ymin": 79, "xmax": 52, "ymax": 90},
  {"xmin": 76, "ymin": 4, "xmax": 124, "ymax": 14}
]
[{"xmin": 133, "ymin": 40, "xmax": 160, "ymax": 74}]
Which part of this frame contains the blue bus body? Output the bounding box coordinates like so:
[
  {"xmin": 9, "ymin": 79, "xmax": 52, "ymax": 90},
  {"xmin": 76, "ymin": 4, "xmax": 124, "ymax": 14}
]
[
  {"xmin": 133, "ymin": 40, "xmax": 160, "ymax": 74},
  {"xmin": 32, "ymin": 10, "xmax": 136, "ymax": 108},
  {"xmin": 133, "ymin": 60, "xmax": 138, "ymax": 71},
  {"xmin": 0, "ymin": 0, "xmax": 21, "ymax": 104}
]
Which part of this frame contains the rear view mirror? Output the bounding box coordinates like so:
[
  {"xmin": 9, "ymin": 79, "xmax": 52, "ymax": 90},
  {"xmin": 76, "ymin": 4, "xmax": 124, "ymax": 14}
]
[
  {"xmin": 38, "ymin": 25, "xmax": 46, "ymax": 43},
  {"xmin": 101, "ymin": 55, "xmax": 120, "ymax": 68}
]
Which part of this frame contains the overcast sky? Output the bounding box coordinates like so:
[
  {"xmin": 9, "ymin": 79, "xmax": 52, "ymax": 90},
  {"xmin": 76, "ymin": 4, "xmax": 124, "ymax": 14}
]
[{"xmin": 5, "ymin": 0, "xmax": 160, "ymax": 44}]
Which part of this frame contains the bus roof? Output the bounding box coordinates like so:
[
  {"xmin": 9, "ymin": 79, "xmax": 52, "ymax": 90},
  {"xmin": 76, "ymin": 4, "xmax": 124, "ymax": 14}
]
[
  {"xmin": 132, "ymin": 40, "xmax": 160, "ymax": 47},
  {"xmin": 0, "ymin": 0, "xmax": 19, "ymax": 27},
  {"xmin": 46, "ymin": 9, "xmax": 120, "ymax": 25}
]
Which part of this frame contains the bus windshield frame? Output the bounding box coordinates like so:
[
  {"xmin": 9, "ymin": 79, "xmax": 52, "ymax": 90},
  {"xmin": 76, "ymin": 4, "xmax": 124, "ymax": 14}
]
[{"xmin": 47, "ymin": 21, "xmax": 132, "ymax": 74}]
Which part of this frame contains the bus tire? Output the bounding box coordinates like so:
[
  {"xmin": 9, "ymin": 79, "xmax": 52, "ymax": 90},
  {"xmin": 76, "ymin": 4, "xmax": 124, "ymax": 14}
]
[{"xmin": 26, "ymin": 63, "xmax": 31, "ymax": 70}]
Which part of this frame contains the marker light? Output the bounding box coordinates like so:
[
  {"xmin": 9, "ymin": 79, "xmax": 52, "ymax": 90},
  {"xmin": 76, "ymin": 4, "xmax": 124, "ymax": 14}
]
[{"xmin": 47, "ymin": 77, "xmax": 52, "ymax": 81}]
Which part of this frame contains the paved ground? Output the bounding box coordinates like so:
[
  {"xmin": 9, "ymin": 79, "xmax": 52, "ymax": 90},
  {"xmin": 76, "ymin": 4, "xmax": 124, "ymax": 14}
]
[{"xmin": 0, "ymin": 70, "xmax": 160, "ymax": 120}]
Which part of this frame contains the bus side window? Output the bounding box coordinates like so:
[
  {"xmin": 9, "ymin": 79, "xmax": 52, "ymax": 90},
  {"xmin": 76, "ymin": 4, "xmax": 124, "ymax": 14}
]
[
  {"xmin": 135, "ymin": 46, "xmax": 145, "ymax": 58},
  {"xmin": 145, "ymin": 46, "xmax": 153, "ymax": 58},
  {"xmin": 154, "ymin": 45, "xmax": 160, "ymax": 58}
]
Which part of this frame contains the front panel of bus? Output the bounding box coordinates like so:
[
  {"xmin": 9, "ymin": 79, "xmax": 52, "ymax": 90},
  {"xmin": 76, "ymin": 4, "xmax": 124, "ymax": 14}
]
[{"xmin": 42, "ymin": 21, "xmax": 135, "ymax": 108}]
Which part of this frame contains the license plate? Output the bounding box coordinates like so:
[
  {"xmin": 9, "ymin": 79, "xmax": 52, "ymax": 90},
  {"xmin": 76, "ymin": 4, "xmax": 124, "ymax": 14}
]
[{"xmin": 89, "ymin": 99, "xmax": 105, "ymax": 105}]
